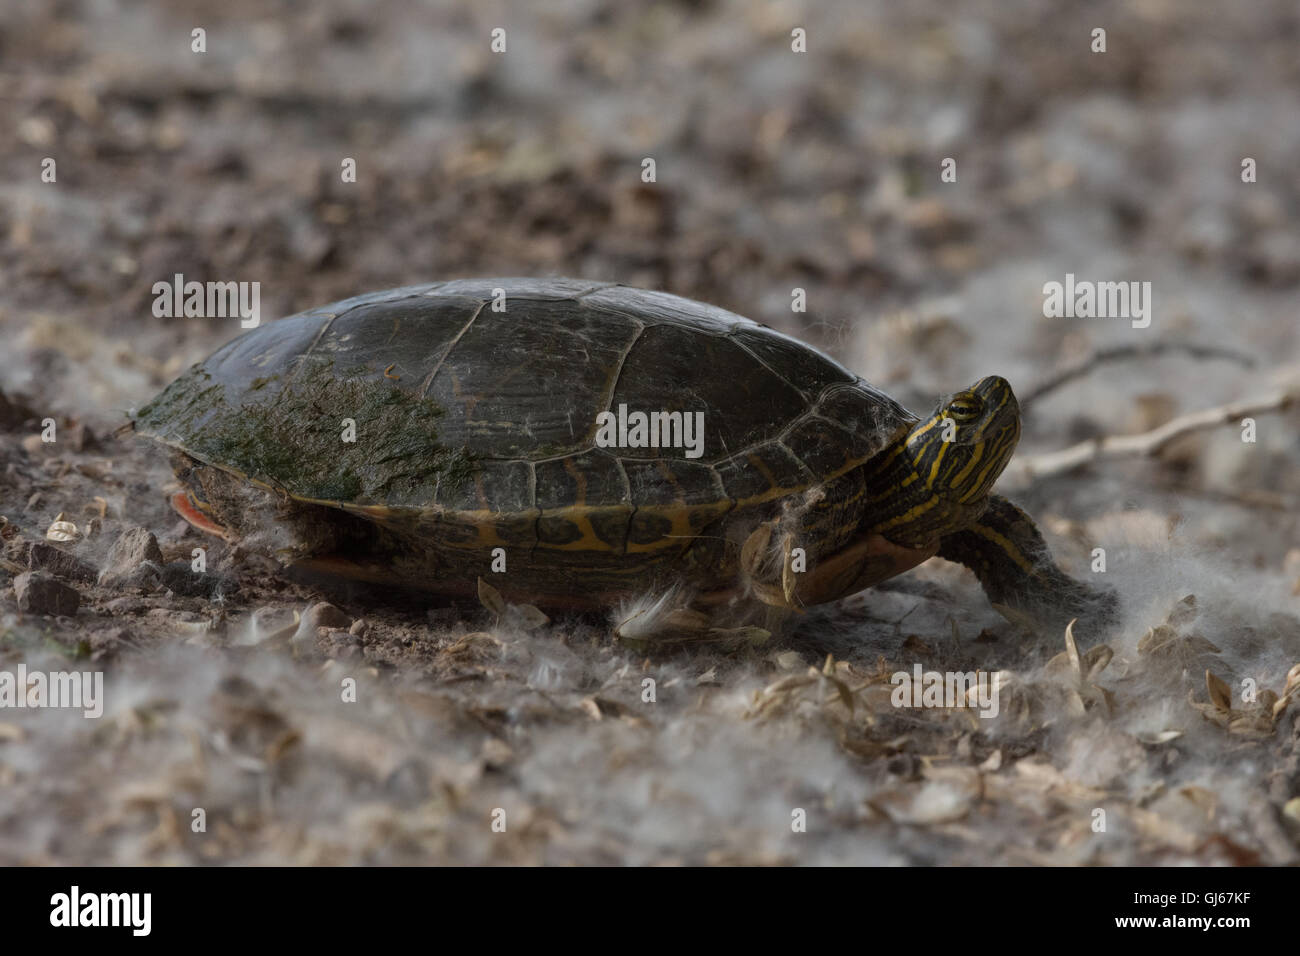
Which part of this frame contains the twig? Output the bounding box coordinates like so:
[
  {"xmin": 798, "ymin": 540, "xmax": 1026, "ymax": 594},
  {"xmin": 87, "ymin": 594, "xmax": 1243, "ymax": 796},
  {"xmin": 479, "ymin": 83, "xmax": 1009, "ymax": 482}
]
[
  {"xmin": 1163, "ymin": 483, "xmax": 1300, "ymax": 513},
  {"xmin": 1020, "ymin": 342, "xmax": 1254, "ymax": 406},
  {"xmin": 1005, "ymin": 389, "xmax": 1298, "ymax": 485}
]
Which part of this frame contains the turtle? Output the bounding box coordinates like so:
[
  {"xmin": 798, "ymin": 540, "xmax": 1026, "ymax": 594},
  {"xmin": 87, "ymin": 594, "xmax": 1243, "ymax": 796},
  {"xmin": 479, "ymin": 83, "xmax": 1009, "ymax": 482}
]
[{"xmin": 133, "ymin": 278, "xmax": 1116, "ymax": 636}]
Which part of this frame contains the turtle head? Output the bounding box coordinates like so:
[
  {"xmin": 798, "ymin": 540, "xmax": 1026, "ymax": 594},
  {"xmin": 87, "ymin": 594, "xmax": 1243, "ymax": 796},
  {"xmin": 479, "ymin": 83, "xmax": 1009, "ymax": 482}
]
[
  {"xmin": 868, "ymin": 376, "xmax": 1022, "ymax": 546},
  {"xmin": 906, "ymin": 375, "xmax": 1021, "ymax": 508}
]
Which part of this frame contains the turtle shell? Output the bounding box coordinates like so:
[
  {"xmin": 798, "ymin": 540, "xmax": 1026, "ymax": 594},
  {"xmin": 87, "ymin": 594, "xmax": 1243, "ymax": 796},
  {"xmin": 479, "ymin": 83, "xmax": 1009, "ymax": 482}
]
[{"xmin": 136, "ymin": 278, "xmax": 917, "ymax": 600}]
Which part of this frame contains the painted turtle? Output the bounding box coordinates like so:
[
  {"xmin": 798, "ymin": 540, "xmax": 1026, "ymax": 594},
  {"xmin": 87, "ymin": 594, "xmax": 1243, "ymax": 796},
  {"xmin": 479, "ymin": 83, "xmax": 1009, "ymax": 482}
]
[{"xmin": 134, "ymin": 278, "xmax": 1114, "ymax": 632}]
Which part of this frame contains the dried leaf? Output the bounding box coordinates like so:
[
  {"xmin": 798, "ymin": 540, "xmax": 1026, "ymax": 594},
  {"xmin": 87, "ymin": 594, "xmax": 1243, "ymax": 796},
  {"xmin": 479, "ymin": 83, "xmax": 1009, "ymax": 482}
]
[
  {"xmin": 512, "ymin": 603, "xmax": 550, "ymax": 630},
  {"xmin": 477, "ymin": 577, "xmax": 507, "ymax": 617}
]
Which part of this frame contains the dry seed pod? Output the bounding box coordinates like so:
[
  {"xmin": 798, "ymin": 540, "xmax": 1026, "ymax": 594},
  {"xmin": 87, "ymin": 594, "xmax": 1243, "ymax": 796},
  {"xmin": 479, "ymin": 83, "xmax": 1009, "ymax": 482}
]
[
  {"xmin": 1256, "ymin": 688, "xmax": 1279, "ymax": 715},
  {"xmin": 1081, "ymin": 644, "xmax": 1114, "ymax": 682},
  {"xmin": 707, "ymin": 625, "xmax": 770, "ymax": 645},
  {"xmin": 1064, "ymin": 619, "xmax": 1082, "ymax": 677},
  {"xmin": 1227, "ymin": 715, "xmax": 1272, "ymax": 737},
  {"xmin": 1137, "ymin": 730, "xmax": 1183, "ymax": 745},
  {"xmin": 1284, "ymin": 663, "xmax": 1300, "ymax": 698},
  {"xmin": 781, "ymin": 535, "xmax": 798, "ymax": 605},
  {"xmin": 1205, "ymin": 670, "xmax": 1233, "ymax": 711},
  {"xmin": 740, "ymin": 521, "xmax": 772, "ymax": 575},
  {"xmin": 663, "ymin": 607, "xmax": 710, "ymax": 633},
  {"xmin": 1138, "ymin": 624, "xmax": 1177, "ymax": 656}
]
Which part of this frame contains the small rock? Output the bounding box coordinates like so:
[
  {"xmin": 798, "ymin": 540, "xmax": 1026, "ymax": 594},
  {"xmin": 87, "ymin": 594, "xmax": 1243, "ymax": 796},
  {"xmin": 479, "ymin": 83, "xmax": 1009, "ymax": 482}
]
[
  {"xmin": 14, "ymin": 571, "xmax": 81, "ymax": 616},
  {"xmin": 99, "ymin": 527, "xmax": 165, "ymax": 587},
  {"xmin": 103, "ymin": 596, "xmax": 148, "ymax": 615},
  {"xmin": 348, "ymin": 617, "xmax": 368, "ymax": 637},
  {"xmin": 4, "ymin": 538, "xmax": 97, "ymax": 583},
  {"xmin": 303, "ymin": 602, "xmax": 351, "ymax": 630}
]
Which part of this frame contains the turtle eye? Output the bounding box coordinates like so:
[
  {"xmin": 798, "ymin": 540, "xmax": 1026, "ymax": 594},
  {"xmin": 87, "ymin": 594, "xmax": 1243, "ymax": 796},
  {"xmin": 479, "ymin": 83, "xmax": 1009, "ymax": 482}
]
[{"xmin": 946, "ymin": 396, "xmax": 982, "ymax": 422}]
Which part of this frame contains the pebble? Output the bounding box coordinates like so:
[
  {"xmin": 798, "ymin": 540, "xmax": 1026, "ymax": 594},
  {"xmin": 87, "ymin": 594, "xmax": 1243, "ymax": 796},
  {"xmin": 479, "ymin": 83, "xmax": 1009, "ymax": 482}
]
[
  {"xmin": 103, "ymin": 595, "xmax": 148, "ymax": 615},
  {"xmin": 303, "ymin": 602, "xmax": 351, "ymax": 630},
  {"xmin": 98, "ymin": 527, "xmax": 165, "ymax": 587},
  {"xmin": 14, "ymin": 570, "xmax": 81, "ymax": 616},
  {"xmin": 4, "ymin": 538, "xmax": 97, "ymax": 583}
]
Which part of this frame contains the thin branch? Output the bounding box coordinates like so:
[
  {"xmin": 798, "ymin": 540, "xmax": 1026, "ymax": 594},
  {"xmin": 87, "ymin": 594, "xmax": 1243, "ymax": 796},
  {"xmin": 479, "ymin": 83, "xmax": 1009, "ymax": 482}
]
[
  {"xmin": 1005, "ymin": 389, "xmax": 1298, "ymax": 485},
  {"xmin": 1020, "ymin": 342, "xmax": 1255, "ymax": 406}
]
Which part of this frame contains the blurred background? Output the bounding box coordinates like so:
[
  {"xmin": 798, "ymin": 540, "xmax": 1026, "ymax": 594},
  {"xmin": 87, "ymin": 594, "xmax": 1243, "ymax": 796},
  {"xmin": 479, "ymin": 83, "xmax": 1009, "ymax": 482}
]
[{"xmin": 1, "ymin": 0, "xmax": 1298, "ymax": 865}]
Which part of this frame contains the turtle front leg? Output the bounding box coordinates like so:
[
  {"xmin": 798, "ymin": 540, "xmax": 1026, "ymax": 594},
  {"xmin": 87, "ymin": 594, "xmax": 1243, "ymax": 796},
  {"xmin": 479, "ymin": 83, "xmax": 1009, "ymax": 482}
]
[{"xmin": 937, "ymin": 494, "xmax": 1119, "ymax": 635}]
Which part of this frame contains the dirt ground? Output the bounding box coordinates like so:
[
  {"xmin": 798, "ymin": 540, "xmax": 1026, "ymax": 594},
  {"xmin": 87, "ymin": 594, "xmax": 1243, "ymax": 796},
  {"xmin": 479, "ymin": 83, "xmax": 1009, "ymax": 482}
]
[{"xmin": 2, "ymin": 0, "xmax": 1299, "ymax": 865}]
